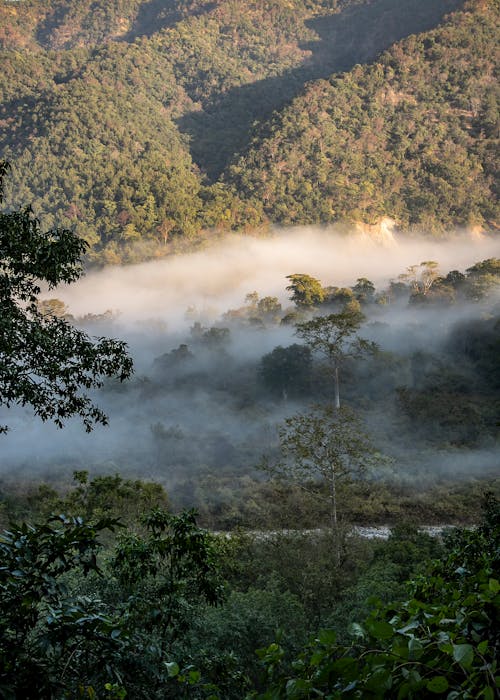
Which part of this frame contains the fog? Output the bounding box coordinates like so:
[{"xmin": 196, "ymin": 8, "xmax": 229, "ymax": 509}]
[
  {"xmin": 55, "ymin": 227, "xmax": 499, "ymax": 328},
  {"xmin": 1, "ymin": 227, "xmax": 499, "ymax": 493}
]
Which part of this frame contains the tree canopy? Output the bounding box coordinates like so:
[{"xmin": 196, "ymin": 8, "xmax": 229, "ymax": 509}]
[
  {"xmin": 1, "ymin": 0, "xmax": 496, "ymax": 263},
  {"xmin": 0, "ymin": 161, "xmax": 133, "ymax": 433}
]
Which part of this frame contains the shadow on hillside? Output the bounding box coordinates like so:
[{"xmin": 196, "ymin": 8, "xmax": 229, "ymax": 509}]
[
  {"xmin": 34, "ymin": 0, "xmax": 216, "ymax": 47},
  {"xmin": 125, "ymin": 0, "xmax": 216, "ymax": 41},
  {"xmin": 177, "ymin": 0, "xmax": 463, "ymax": 181}
]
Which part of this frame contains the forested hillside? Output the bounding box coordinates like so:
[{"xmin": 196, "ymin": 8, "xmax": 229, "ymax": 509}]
[
  {"xmin": 228, "ymin": 0, "xmax": 499, "ymax": 230},
  {"xmin": 0, "ymin": 0, "xmax": 497, "ymax": 265}
]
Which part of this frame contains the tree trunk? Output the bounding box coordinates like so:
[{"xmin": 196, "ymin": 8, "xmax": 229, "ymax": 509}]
[
  {"xmin": 334, "ymin": 365, "xmax": 340, "ymax": 409},
  {"xmin": 329, "ymin": 464, "xmax": 340, "ymax": 565}
]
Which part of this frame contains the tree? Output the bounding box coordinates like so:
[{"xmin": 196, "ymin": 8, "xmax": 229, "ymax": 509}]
[
  {"xmin": 0, "ymin": 161, "xmax": 133, "ymax": 433},
  {"xmin": 260, "ymin": 344, "xmax": 312, "ymax": 399},
  {"xmin": 352, "ymin": 278, "xmax": 376, "ymax": 306},
  {"xmin": 251, "ymin": 494, "xmax": 500, "ymax": 700},
  {"xmin": 0, "ymin": 508, "xmax": 223, "ymax": 698},
  {"xmin": 465, "ymin": 258, "xmax": 500, "ymax": 301},
  {"xmin": 295, "ymin": 307, "xmax": 376, "ymax": 409},
  {"xmin": 399, "ymin": 261, "xmax": 440, "ymax": 303},
  {"xmin": 257, "ymin": 296, "xmax": 282, "ymax": 324},
  {"xmin": 266, "ymin": 404, "xmax": 381, "ymax": 534},
  {"xmin": 286, "ymin": 274, "xmax": 325, "ymax": 309},
  {"xmin": 0, "ymin": 513, "xmax": 122, "ymax": 698}
]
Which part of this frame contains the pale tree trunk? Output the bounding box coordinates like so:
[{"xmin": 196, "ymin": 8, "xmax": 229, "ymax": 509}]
[
  {"xmin": 329, "ymin": 464, "xmax": 340, "ymax": 564},
  {"xmin": 334, "ymin": 365, "xmax": 340, "ymax": 409}
]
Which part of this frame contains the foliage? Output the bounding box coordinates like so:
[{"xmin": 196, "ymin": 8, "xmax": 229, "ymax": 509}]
[
  {"xmin": 286, "ymin": 274, "xmax": 325, "ymax": 309},
  {"xmin": 295, "ymin": 307, "xmax": 376, "ymax": 407},
  {"xmin": 0, "ymin": 162, "xmax": 133, "ymax": 432},
  {"xmin": 0, "ymin": 513, "xmax": 122, "ymax": 698},
  {"xmin": 1, "ymin": 1, "xmax": 495, "ymax": 262},
  {"xmin": 39, "ymin": 470, "xmax": 170, "ymax": 526},
  {"xmin": 264, "ymin": 404, "xmax": 384, "ymax": 530},
  {"xmin": 0, "ymin": 507, "xmax": 224, "ymax": 699},
  {"xmin": 260, "ymin": 344, "xmax": 313, "ymax": 399},
  {"xmin": 249, "ymin": 494, "xmax": 500, "ymax": 699},
  {"xmin": 228, "ymin": 0, "xmax": 499, "ymax": 233}
]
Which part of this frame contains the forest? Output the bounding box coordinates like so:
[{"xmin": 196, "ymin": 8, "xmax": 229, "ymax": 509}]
[
  {"xmin": 0, "ymin": 0, "xmax": 499, "ymax": 696},
  {"xmin": 1, "ymin": 160, "xmax": 499, "ymax": 694},
  {"xmin": 0, "ymin": 0, "xmax": 498, "ymax": 264}
]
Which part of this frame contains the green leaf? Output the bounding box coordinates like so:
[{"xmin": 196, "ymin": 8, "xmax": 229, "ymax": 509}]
[
  {"xmin": 452, "ymin": 643, "xmax": 474, "ymax": 668},
  {"xmin": 426, "ymin": 676, "xmax": 449, "ymax": 693},
  {"xmin": 285, "ymin": 678, "xmax": 312, "ymax": 698},
  {"xmin": 408, "ymin": 637, "xmax": 424, "ymax": 660},
  {"xmin": 477, "ymin": 640, "xmax": 488, "ymax": 654},
  {"xmin": 165, "ymin": 661, "xmax": 180, "ymax": 678},
  {"xmin": 365, "ymin": 667, "xmax": 392, "ymax": 692},
  {"xmin": 367, "ymin": 619, "xmax": 395, "ymax": 640},
  {"xmin": 188, "ymin": 670, "xmax": 201, "ymax": 684},
  {"xmin": 317, "ymin": 629, "xmax": 337, "ymax": 646},
  {"xmin": 488, "ymin": 578, "xmax": 499, "ymax": 593}
]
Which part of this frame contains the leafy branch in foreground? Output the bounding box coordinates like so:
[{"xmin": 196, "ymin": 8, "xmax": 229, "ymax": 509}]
[
  {"xmin": 250, "ymin": 493, "xmax": 500, "ymax": 699},
  {"xmin": 0, "ymin": 161, "xmax": 133, "ymax": 432}
]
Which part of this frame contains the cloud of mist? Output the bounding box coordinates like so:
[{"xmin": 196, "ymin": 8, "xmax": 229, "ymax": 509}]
[
  {"xmin": 1, "ymin": 227, "xmax": 499, "ymax": 490},
  {"xmin": 52, "ymin": 227, "xmax": 500, "ymax": 328}
]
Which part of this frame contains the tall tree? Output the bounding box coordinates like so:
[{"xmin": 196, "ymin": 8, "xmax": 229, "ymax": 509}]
[
  {"xmin": 295, "ymin": 307, "xmax": 376, "ymax": 409},
  {"xmin": 0, "ymin": 161, "xmax": 133, "ymax": 433},
  {"xmin": 286, "ymin": 273, "xmax": 325, "ymax": 309},
  {"xmin": 264, "ymin": 404, "xmax": 385, "ymax": 564}
]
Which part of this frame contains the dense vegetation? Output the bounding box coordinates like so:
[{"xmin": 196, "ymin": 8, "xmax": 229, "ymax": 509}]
[
  {"xmin": 0, "ymin": 473, "xmax": 498, "ymax": 698},
  {"xmin": 228, "ymin": 0, "xmax": 499, "ymax": 231},
  {"xmin": 2, "ymin": 251, "xmax": 499, "ymax": 529},
  {"xmin": 1, "ymin": 167, "xmax": 498, "ymax": 697},
  {"xmin": 1, "ymin": 1, "xmax": 499, "ymax": 695},
  {"xmin": 1, "ymin": 0, "xmax": 497, "ymax": 264}
]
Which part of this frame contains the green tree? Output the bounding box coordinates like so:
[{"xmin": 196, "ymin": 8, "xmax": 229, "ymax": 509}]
[
  {"xmin": 251, "ymin": 494, "xmax": 500, "ymax": 700},
  {"xmin": 260, "ymin": 344, "xmax": 312, "ymax": 399},
  {"xmin": 0, "ymin": 513, "xmax": 122, "ymax": 698},
  {"xmin": 266, "ymin": 404, "xmax": 381, "ymax": 535},
  {"xmin": 0, "ymin": 508, "xmax": 223, "ymax": 699},
  {"xmin": 0, "ymin": 161, "xmax": 133, "ymax": 432},
  {"xmin": 295, "ymin": 307, "xmax": 375, "ymax": 409},
  {"xmin": 257, "ymin": 296, "xmax": 282, "ymax": 324},
  {"xmin": 465, "ymin": 258, "xmax": 500, "ymax": 301},
  {"xmin": 286, "ymin": 274, "xmax": 325, "ymax": 309},
  {"xmin": 352, "ymin": 278, "xmax": 376, "ymax": 306}
]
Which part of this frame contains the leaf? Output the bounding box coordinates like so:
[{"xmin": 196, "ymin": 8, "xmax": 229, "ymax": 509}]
[
  {"xmin": 317, "ymin": 628, "xmax": 336, "ymax": 646},
  {"xmin": 408, "ymin": 637, "xmax": 424, "ymax": 660},
  {"xmin": 426, "ymin": 676, "xmax": 449, "ymax": 693},
  {"xmin": 188, "ymin": 670, "xmax": 201, "ymax": 684},
  {"xmin": 488, "ymin": 578, "xmax": 499, "ymax": 593},
  {"xmin": 285, "ymin": 678, "xmax": 312, "ymax": 698},
  {"xmin": 452, "ymin": 644, "xmax": 474, "ymax": 668},
  {"xmin": 477, "ymin": 640, "xmax": 488, "ymax": 654},
  {"xmin": 349, "ymin": 622, "xmax": 366, "ymax": 639},
  {"xmin": 366, "ymin": 619, "xmax": 394, "ymax": 640},
  {"xmin": 165, "ymin": 661, "xmax": 180, "ymax": 678},
  {"xmin": 397, "ymin": 620, "xmax": 420, "ymax": 636}
]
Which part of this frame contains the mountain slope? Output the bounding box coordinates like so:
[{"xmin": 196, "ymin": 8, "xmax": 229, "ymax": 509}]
[
  {"xmin": 0, "ymin": 0, "xmax": 497, "ymax": 263},
  {"xmin": 226, "ymin": 0, "xmax": 499, "ymax": 231}
]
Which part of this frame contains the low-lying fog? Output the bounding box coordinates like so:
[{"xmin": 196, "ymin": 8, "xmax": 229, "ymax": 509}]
[{"xmin": 1, "ymin": 227, "xmax": 499, "ymax": 488}]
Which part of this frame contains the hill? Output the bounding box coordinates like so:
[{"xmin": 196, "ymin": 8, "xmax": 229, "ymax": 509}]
[
  {"xmin": 226, "ymin": 0, "xmax": 499, "ymax": 231},
  {"xmin": 0, "ymin": 0, "xmax": 497, "ymax": 263}
]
